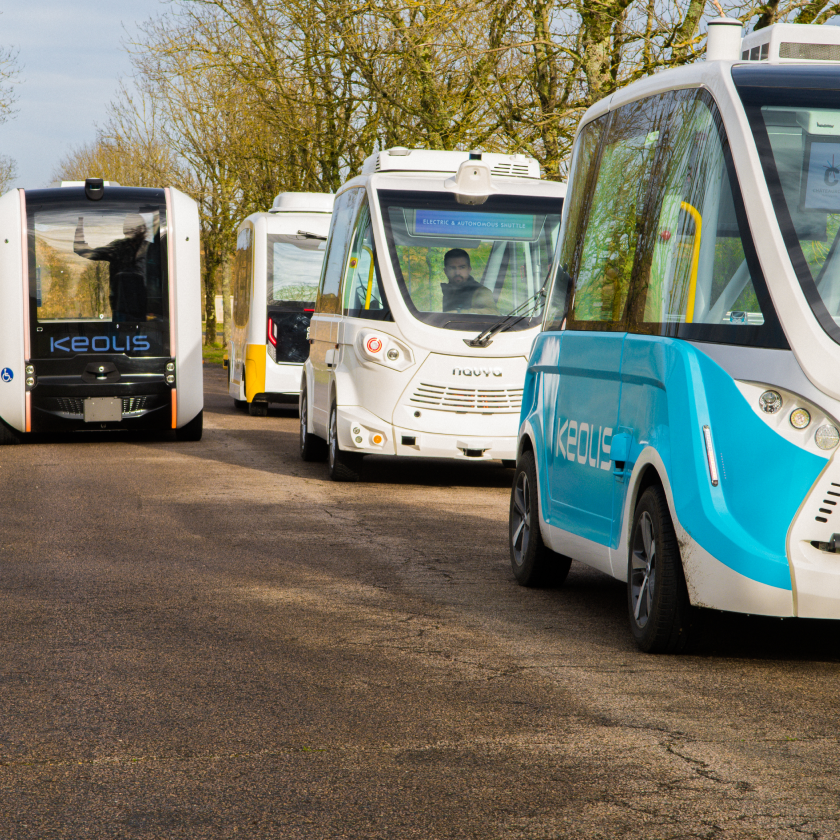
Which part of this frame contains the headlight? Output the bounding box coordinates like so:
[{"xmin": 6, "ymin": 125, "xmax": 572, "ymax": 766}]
[
  {"xmin": 790, "ymin": 408, "xmax": 811, "ymax": 429},
  {"xmin": 759, "ymin": 390, "xmax": 782, "ymax": 414},
  {"xmin": 815, "ymin": 425, "xmax": 840, "ymax": 450}
]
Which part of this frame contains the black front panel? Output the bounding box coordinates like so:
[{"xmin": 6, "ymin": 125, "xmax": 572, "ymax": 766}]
[
  {"xmin": 29, "ymin": 355, "xmax": 173, "ymax": 432},
  {"xmin": 267, "ymin": 303, "xmax": 313, "ymax": 364}
]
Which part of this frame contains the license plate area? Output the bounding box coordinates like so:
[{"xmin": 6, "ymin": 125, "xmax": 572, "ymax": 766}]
[{"xmin": 84, "ymin": 397, "xmax": 122, "ymax": 423}]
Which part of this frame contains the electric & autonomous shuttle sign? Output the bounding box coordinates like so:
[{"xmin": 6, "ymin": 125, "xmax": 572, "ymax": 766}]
[{"xmin": 413, "ymin": 210, "xmax": 536, "ymax": 240}]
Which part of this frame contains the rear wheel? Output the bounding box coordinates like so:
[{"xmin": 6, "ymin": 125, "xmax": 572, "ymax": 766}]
[
  {"xmin": 175, "ymin": 410, "xmax": 203, "ymax": 442},
  {"xmin": 628, "ymin": 485, "xmax": 698, "ymax": 654},
  {"xmin": 299, "ymin": 382, "xmax": 327, "ymax": 461},
  {"xmin": 509, "ymin": 449, "xmax": 571, "ymax": 587},
  {"xmin": 328, "ymin": 401, "xmax": 362, "ymax": 482},
  {"xmin": 248, "ymin": 400, "xmax": 268, "ymax": 416},
  {"xmin": 0, "ymin": 420, "xmax": 21, "ymax": 445}
]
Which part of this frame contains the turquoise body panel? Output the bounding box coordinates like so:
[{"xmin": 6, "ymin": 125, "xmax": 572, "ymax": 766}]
[{"xmin": 523, "ymin": 331, "xmax": 825, "ymax": 591}]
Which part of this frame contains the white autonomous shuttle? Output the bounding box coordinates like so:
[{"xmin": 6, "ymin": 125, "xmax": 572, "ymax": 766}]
[
  {"xmin": 299, "ymin": 149, "xmax": 565, "ymax": 480},
  {"xmin": 0, "ymin": 179, "xmax": 203, "ymax": 443},
  {"xmin": 226, "ymin": 192, "xmax": 333, "ymax": 415}
]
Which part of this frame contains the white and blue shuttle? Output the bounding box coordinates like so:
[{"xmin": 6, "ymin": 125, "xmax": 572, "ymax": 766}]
[{"xmin": 511, "ymin": 21, "xmax": 840, "ymax": 651}]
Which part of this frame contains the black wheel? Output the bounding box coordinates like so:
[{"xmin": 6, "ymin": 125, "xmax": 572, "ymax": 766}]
[
  {"xmin": 248, "ymin": 400, "xmax": 268, "ymax": 416},
  {"xmin": 299, "ymin": 382, "xmax": 327, "ymax": 462},
  {"xmin": 628, "ymin": 485, "xmax": 698, "ymax": 654},
  {"xmin": 328, "ymin": 401, "xmax": 362, "ymax": 482},
  {"xmin": 0, "ymin": 420, "xmax": 20, "ymax": 445},
  {"xmin": 509, "ymin": 450, "xmax": 571, "ymax": 587},
  {"xmin": 501, "ymin": 459, "xmax": 516, "ymax": 468},
  {"xmin": 175, "ymin": 410, "xmax": 203, "ymax": 442}
]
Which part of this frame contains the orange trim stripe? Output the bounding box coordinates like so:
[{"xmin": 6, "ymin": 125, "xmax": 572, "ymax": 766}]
[
  {"xmin": 25, "ymin": 391, "xmax": 31, "ymax": 433},
  {"xmin": 171, "ymin": 388, "xmax": 177, "ymax": 429}
]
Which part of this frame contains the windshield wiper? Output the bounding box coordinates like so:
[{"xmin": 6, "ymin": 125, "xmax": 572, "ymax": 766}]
[
  {"xmin": 464, "ymin": 287, "xmax": 546, "ymax": 348},
  {"xmin": 297, "ymin": 229, "xmax": 327, "ymax": 241}
]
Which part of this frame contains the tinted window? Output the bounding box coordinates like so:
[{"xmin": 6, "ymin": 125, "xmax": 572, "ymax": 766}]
[
  {"xmin": 232, "ymin": 226, "xmax": 253, "ymax": 328},
  {"xmin": 342, "ymin": 199, "xmax": 392, "ymax": 320},
  {"xmin": 26, "ymin": 186, "xmax": 169, "ymax": 358},
  {"xmin": 316, "ymin": 188, "xmax": 363, "ymax": 315},
  {"xmin": 565, "ymin": 95, "xmax": 670, "ymax": 331},
  {"xmin": 266, "ymin": 234, "xmax": 325, "ymax": 304},
  {"xmin": 545, "ymin": 117, "xmax": 606, "ymax": 331}
]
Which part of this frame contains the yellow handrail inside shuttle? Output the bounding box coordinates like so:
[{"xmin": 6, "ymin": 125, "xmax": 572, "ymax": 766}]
[
  {"xmin": 681, "ymin": 201, "xmax": 702, "ymax": 323},
  {"xmin": 362, "ymin": 246, "xmax": 375, "ymax": 309}
]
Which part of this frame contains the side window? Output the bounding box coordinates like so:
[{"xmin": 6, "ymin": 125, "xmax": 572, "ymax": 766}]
[
  {"xmin": 342, "ymin": 200, "xmax": 392, "ymax": 320},
  {"xmin": 565, "ymin": 95, "xmax": 671, "ymax": 331},
  {"xmin": 627, "ymin": 90, "xmax": 770, "ymax": 333},
  {"xmin": 316, "ymin": 188, "xmax": 363, "ymax": 315},
  {"xmin": 232, "ymin": 226, "xmax": 253, "ymax": 328},
  {"xmin": 545, "ymin": 117, "xmax": 606, "ymax": 330}
]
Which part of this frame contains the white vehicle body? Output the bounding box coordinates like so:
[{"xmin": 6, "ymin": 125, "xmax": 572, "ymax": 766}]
[
  {"xmin": 301, "ymin": 150, "xmax": 565, "ymax": 474},
  {"xmin": 0, "ymin": 181, "xmax": 202, "ymax": 441},
  {"xmin": 227, "ymin": 192, "xmax": 333, "ymax": 413}
]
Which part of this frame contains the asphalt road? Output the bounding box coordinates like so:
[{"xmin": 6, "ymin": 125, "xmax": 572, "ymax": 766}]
[{"xmin": 2, "ymin": 363, "xmax": 840, "ymax": 839}]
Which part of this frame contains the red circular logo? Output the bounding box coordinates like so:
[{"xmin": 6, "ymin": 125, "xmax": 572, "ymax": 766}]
[{"xmin": 366, "ymin": 337, "xmax": 383, "ymax": 353}]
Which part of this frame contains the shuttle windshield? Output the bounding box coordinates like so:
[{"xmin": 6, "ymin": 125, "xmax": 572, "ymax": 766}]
[
  {"xmin": 378, "ymin": 190, "xmax": 562, "ymax": 330},
  {"xmin": 26, "ymin": 187, "xmax": 169, "ymax": 358},
  {"xmin": 738, "ymin": 67, "xmax": 840, "ymax": 344},
  {"xmin": 267, "ymin": 234, "xmax": 326, "ymax": 305}
]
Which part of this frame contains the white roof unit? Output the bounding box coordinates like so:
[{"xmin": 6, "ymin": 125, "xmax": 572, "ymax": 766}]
[
  {"xmin": 361, "ymin": 148, "xmax": 542, "ymax": 179},
  {"xmin": 269, "ymin": 192, "xmax": 334, "ymax": 213},
  {"xmin": 740, "ymin": 23, "xmax": 840, "ymax": 63}
]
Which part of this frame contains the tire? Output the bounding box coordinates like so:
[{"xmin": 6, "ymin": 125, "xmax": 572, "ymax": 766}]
[
  {"xmin": 628, "ymin": 485, "xmax": 699, "ymax": 654},
  {"xmin": 175, "ymin": 410, "xmax": 203, "ymax": 442},
  {"xmin": 299, "ymin": 382, "xmax": 327, "ymax": 462},
  {"xmin": 248, "ymin": 400, "xmax": 268, "ymax": 416},
  {"xmin": 509, "ymin": 449, "xmax": 572, "ymax": 587},
  {"xmin": 328, "ymin": 401, "xmax": 362, "ymax": 482},
  {"xmin": 0, "ymin": 420, "xmax": 20, "ymax": 445}
]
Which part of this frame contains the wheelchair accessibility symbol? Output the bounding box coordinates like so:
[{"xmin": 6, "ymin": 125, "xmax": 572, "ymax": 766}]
[{"xmin": 1, "ymin": 368, "xmax": 13, "ymax": 383}]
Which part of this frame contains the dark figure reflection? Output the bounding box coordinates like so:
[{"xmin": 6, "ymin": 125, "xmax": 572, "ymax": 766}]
[{"xmin": 74, "ymin": 213, "xmax": 150, "ymax": 322}]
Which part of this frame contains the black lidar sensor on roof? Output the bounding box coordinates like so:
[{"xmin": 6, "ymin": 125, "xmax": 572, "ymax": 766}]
[{"xmin": 85, "ymin": 178, "xmax": 104, "ymax": 201}]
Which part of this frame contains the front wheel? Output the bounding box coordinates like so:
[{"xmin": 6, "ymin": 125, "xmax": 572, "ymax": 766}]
[
  {"xmin": 175, "ymin": 410, "xmax": 203, "ymax": 442},
  {"xmin": 509, "ymin": 450, "xmax": 571, "ymax": 587},
  {"xmin": 299, "ymin": 382, "xmax": 327, "ymax": 462},
  {"xmin": 628, "ymin": 485, "xmax": 698, "ymax": 654},
  {"xmin": 328, "ymin": 402, "xmax": 362, "ymax": 482},
  {"xmin": 248, "ymin": 400, "xmax": 268, "ymax": 417}
]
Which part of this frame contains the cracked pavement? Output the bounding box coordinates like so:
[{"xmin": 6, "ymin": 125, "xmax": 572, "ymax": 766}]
[{"xmin": 1, "ymin": 364, "xmax": 840, "ymax": 839}]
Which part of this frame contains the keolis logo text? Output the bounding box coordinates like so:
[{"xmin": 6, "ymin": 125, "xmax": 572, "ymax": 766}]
[
  {"xmin": 50, "ymin": 335, "xmax": 151, "ymax": 353},
  {"xmin": 557, "ymin": 419, "xmax": 613, "ymax": 471}
]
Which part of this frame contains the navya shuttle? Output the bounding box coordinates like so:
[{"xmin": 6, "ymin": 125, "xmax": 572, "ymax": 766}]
[
  {"xmin": 511, "ymin": 20, "xmax": 840, "ymax": 652},
  {"xmin": 0, "ymin": 179, "xmax": 203, "ymax": 442},
  {"xmin": 300, "ymin": 148, "xmax": 565, "ymax": 480},
  {"xmin": 226, "ymin": 192, "xmax": 333, "ymax": 415}
]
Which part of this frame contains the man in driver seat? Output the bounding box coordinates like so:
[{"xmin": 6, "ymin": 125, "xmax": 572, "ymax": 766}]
[{"xmin": 440, "ymin": 249, "xmax": 498, "ymax": 315}]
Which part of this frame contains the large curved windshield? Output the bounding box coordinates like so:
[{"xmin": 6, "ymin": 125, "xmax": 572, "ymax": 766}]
[
  {"xmin": 378, "ymin": 190, "xmax": 562, "ymax": 330},
  {"xmin": 26, "ymin": 186, "xmax": 169, "ymax": 358},
  {"xmin": 737, "ymin": 66, "xmax": 840, "ymax": 344},
  {"xmin": 267, "ymin": 234, "xmax": 326, "ymax": 305}
]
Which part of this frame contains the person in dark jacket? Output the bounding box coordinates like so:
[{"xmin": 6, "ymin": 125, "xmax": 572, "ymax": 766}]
[
  {"xmin": 440, "ymin": 248, "xmax": 498, "ymax": 315},
  {"xmin": 74, "ymin": 213, "xmax": 149, "ymax": 322}
]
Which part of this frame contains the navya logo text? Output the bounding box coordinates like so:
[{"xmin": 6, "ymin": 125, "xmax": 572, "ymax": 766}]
[
  {"xmin": 50, "ymin": 335, "xmax": 151, "ymax": 353},
  {"xmin": 557, "ymin": 419, "xmax": 613, "ymax": 471},
  {"xmin": 453, "ymin": 367, "xmax": 503, "ymax": 377}
]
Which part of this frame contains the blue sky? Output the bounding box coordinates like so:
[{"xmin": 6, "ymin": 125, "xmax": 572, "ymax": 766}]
[{"xmin": 0, "ymin": 0, "xmax": 164, "ymax": 188}]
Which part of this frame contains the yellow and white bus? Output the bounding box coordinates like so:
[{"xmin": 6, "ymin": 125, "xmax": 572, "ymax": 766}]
[{"xmin": 226, "ymin": 192, "xmax": 333, "ymax": 415}]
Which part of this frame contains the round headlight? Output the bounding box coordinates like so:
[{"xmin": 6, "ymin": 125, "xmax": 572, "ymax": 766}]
[
  {"xmin": 759, "ymin": 390, "xmax": 783, "ymax": 414},
  {"xmin": 25, "ymin": 365, "xmax": 34, "ymax": 375},
  {"xmin": 386, "ymin": 348, "xmax": 399, "ymax": 361},
  {"xmin": 166, "ymin": 374, "xmax": 175, "ymax": 384},
  {"xmin": 790, "ymin": 408, "xmax": 811, "ymax": 429},
  {"xmin": 25, "ymin": 376, "xmax": 35, "ymax": 387},
  {"xmin": 166, "ymin": 362, "xmax": 175, "ymax": 372},
  {"xmin": 352, "ymin": 426, "xmax": 361, "ymax": 435},
  {"xmin": 354, "ymin": 435, "xmax": 363, "ymax": 444},
  {"xmin": 815, "ymin": 425, "xmax": 840, "ymax": 450}
]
